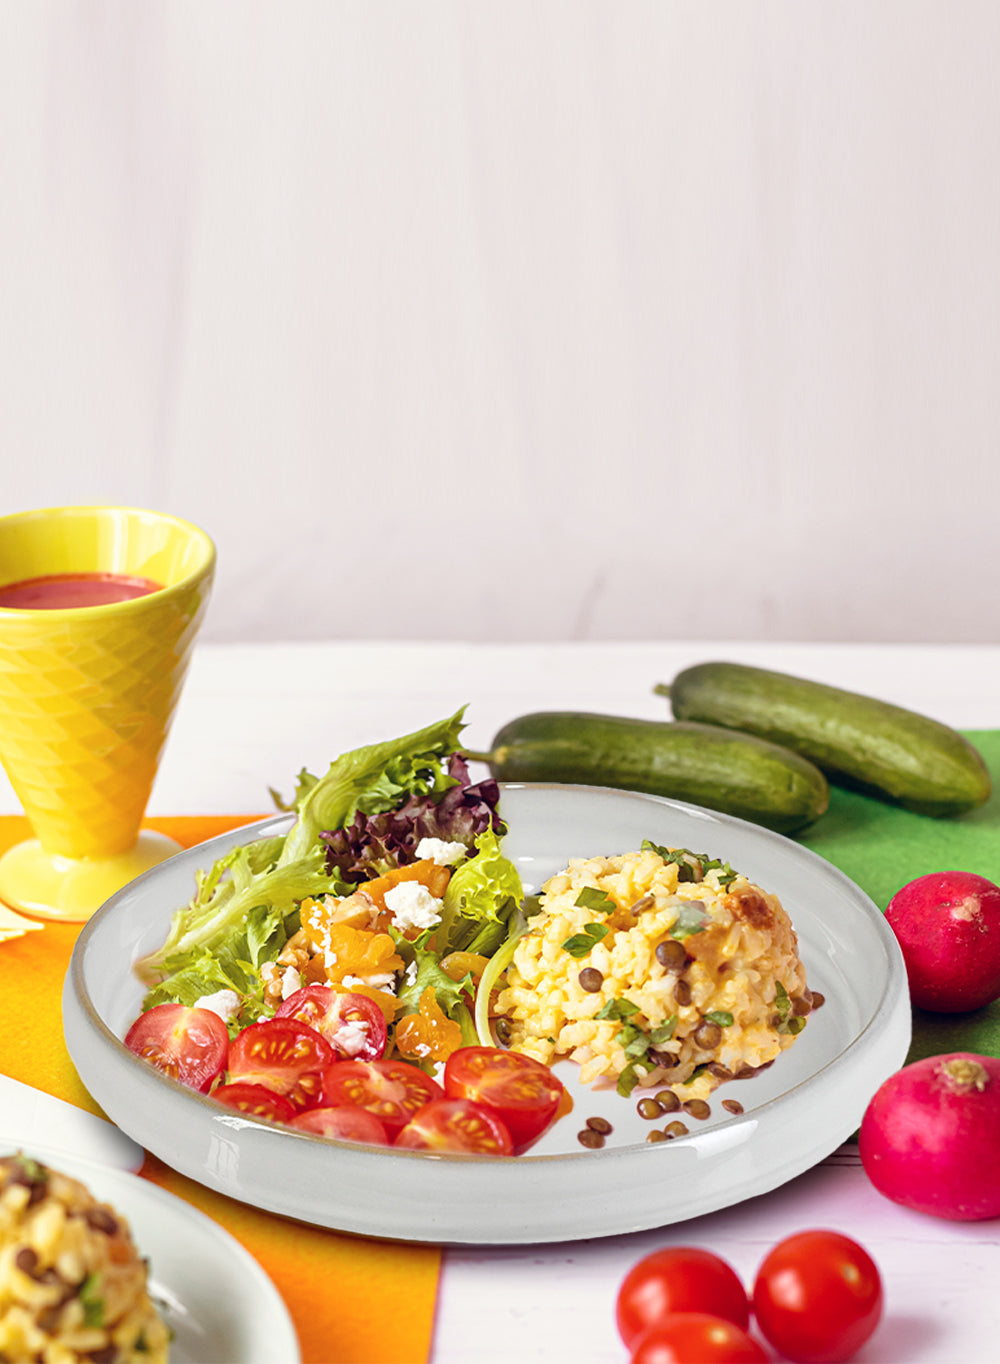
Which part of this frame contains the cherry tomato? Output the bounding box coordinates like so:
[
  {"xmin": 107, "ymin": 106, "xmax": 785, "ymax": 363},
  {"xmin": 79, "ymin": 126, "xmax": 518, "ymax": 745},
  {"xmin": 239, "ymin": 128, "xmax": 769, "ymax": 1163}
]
[
  {"xmin": 442, "ymin": 1045, "xmax": 564, "ymax": 1151},
  {"xmin": 616, "ymin": 1247, "xmax": 750, "ymax": 1346},
  {"xmin": 213, "ymin": 1082, "xmax": 297, "ymax": 1123},
  {"xmin": 227, "ymin": 1017, "xmax": 334, "ymax": 1111},
  {"xmin": 629, "ymin": 1314, "xmax": 767, "ymax": 1364},
  {"xmin": 321, "ymin": 1058, "xmax": 444, "ymax": 1132},
  {"xmin": 752, "ymin": 1230, "xmax": 883, "ymax": 1363},
  {"xmin": 394, "ymin": 1098, "xmax": 514, "ymax": 1155},
  {"xmin": 276, "ymin": 985, "xmax": 388, "ymax": 1061},
  {"xmin": 124, "ymin": 1004, "xmax": 229, "ymax": 1093},
  {"xmin": 289, "ymin": 1106, "xmax": 390, "ymax": 1145}
]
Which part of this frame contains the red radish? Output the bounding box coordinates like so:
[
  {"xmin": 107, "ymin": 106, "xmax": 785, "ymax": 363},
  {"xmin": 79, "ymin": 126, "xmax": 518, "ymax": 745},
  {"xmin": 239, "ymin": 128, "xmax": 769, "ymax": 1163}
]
[
  {"xmin": 858, "ymin": 1052, "xmax": 1000, "ymax": 1220},
  {"xmin": 884, "ymin": 870, "xmax": 1000, "ymax": 1012}
]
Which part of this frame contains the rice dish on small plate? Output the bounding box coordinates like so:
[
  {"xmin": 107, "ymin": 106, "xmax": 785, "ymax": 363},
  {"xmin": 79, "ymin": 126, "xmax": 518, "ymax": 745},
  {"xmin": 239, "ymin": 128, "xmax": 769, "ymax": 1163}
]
[{"xmin": 0, "ymin": 1153, "xmax": 169, "ymax": 1363}]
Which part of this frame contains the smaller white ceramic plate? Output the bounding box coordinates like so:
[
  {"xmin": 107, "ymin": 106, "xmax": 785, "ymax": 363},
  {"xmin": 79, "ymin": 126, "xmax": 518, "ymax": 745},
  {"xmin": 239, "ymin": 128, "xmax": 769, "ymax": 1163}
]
[
  {"xmin": 65, "ymin": 783, "xmax": 911, "ymax": 1246},
  {"xmin": 0, "ymin": 1140, "xmax": 301, "ymax": 1364}
]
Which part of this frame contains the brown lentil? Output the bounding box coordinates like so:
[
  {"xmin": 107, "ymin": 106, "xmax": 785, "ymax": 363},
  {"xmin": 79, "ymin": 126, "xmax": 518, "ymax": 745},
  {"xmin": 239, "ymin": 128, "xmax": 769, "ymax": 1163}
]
[
  {"xmin": 657, "ymin": 1090, "xmax": 681, "ymax": 1113},
  {"xmin": 586, "ymin": 1116, "xmax": 613, "ymax": 1135},
  {"xmin": 693, "ymin": 1020, "xmax": 722, "ymax": 1049},
  {"xmin": 811, "ymin": 991, "xmax": 826, "ymax": 1009},
  {"xmin": 646, "ymin": 1129, "xmax": 668, "ymax": 1143},
  {"xmin": 577, "ymin": 1128, "xmax": 605, "ymax": 1149},
  {"xmin": 636, "ymin": 1097, "xmax": 663, "ymax": 1120},
  {"xmin": 683, "ymin": 1098, "xmax": 711, "ymax": 1121},
  {"xmin": 578, "ymin": 967, "xmax": 604, "ymax": 993},
  {"xmin": 647, "ymin": 1048, "xmax": 678, "ymax": 1068},
  {"xmin": 664, "ymin": 1120, "xmax": 689, "ymax": 1138},
  {"xmin": 707, "ymin": 1063, "xmax": 732, "ymax": 1080},
  {"xmin": 674, "ymin": 979, "xmax": 692, "ymax": 1007},
  {"xmin": 655, "ymin": 939, "xmax": 688, "ymax": 972},
  {"xmin": 722, "ymin": 1098, "xmax": 744, "ymax": 1115},
  {"xmin": 631, "ymin": 894, "xmax": 656, "ymax": 915}
]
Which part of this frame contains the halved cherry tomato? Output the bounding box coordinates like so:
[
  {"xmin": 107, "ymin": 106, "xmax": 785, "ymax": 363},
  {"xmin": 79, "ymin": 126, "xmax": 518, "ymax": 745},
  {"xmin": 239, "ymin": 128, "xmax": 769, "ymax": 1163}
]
[
  {"xmin": 227, "ymin": 1017, "xmax": 334, "ymax": 1111},
  {"xmin": 213, "ymin": 1082, "xmax": 297, "ymax": 1123},
  {"xmin": 394, "ymin": 1098, "xmax": 514, "ymax": 1155},
  {"xmin": 124, "ymin": 1004, "xmax": 229, "ymax": 1094},
  {"xmin": 616, "ymin": 1246, "xmax": 750, "ymax": 1346},
  {"xmin": 289, "ymin": 1106, "xmax": 390, "ymax": 1145},
  {"xmin": 276, "ymin": 985, "xmax": 388, "ymax": 1062},
  {"xmin": 443, "ymin": 1045, "xmax": 564, "ymax": 1151},
  {"xmin": 320, "ymin": 1058, "xmax": 444, "ymax": 1132},
  {"xmin": 629, "ymin": 1315, "xmax": 767, "ymax": 1364}
]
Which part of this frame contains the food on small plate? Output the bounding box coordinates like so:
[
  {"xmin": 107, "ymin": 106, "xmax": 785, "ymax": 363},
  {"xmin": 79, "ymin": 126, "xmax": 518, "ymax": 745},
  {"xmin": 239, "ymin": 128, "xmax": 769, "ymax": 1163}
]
[
  {"xmin": 493, "ymin": 842, "xmax": 815, "ymax": 1101},
  {"xmin": 0, "ymin": 1153, "xmax": 170, "ymax": 1363}
]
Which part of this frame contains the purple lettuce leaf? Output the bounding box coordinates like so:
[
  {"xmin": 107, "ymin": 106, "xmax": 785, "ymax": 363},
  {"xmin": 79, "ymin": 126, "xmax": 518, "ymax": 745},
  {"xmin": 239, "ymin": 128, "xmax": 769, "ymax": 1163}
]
[{"xmin": 320, "ymin": 753, "xmax": 504, "ymax": 884}]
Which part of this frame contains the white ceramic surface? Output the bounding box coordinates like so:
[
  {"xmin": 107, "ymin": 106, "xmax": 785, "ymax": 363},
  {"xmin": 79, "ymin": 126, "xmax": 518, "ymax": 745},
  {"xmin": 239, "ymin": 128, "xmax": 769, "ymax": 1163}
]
[
  {"xmin": 64, "ymin": 784, "xmax": 911, "ymax": 1246},
  {"xmin": 0, "ymin": 1140, "xmax": 301, "ymax": 1364}
]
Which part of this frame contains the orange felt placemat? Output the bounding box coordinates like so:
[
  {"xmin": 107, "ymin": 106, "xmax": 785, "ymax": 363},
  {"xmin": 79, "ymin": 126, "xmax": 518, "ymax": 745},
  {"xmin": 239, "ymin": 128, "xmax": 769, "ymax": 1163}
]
[{"xmin": 0, "ymin": 815, "xmax": 441, "ymax": 1364}]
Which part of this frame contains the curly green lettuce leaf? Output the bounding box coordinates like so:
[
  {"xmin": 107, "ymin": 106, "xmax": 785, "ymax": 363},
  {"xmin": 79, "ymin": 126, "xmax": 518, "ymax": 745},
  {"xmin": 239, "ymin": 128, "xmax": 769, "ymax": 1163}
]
[
  {"xmin": 435, "ymin": 826, "xmax": 523, "ymax": 956},
  {"xmin": 135, "ymin": 843, "xmax": 331, "ymax": 984},
  {"xmin": 278, "ymin": 709, "xmax": 467, "ymax": 866},
  {"xmin": 135, "ymin": 710, "xmax": 468, "ymax": 987}
]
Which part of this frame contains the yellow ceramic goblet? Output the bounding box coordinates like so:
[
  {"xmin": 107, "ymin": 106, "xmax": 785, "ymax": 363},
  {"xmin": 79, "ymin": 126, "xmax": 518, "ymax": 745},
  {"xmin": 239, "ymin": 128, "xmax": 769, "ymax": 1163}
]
[{"xmin": 0, "ymin": 506, "xmax": 215, "ymax": 921}]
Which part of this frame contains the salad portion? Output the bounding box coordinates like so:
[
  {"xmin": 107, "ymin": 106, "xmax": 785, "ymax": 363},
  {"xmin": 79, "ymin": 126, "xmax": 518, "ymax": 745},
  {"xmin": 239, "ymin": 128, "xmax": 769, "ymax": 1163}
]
[{"xmin": 125, "ymin": 710, "xmax": 566, "ymax": 1155}]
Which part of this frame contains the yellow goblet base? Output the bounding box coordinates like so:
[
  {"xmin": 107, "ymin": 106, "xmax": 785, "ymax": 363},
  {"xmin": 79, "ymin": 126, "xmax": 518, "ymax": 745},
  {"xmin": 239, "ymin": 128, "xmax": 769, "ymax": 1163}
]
[{"xmin": 0, "ymin": 831, "xmax": 182, "ymax": 923}]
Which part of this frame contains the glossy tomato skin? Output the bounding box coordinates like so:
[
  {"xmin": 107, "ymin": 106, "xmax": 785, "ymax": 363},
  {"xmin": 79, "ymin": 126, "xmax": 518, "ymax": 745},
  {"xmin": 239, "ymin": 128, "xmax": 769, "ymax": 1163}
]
[
  {"xmin": 124, "ymin": 1004, "xmax": 229, "ymax": 1093},
  {"xmin": 394, "ymin": 1098, "xmax": 514, "ymax": 1155},
  {"xmin": 629, "ymin": 1314, "xmax": 767, "ymax": 1364},
  {"xmin": 226, "ymin": 1017, "xmax": 334, "ymax": 1111},
  {"xmin": 443, "ymin": 1045, "xmax": 564, "ymax": 1151},
  {"xmin": 752, "ymin": 1230, "xmax": 883, "ymax": 1363},
  {"xmin": 213, "ymin": 1081, "xmax": 297, "ymax": 1123},
  {"xmin": 276, "ymin": 985, "xmax": 387, "ymax": 1062},
  {"xmin": 616, "ymin": 1247, "xmax": 750, "ymax": 1346},
  {"xmin": 289, "ymin": 1106, "xmax": 390, "ymax": 1145},
  {"xmin": 321, "ymin": 1058, "xmax": 444, "ymax": 1132}
]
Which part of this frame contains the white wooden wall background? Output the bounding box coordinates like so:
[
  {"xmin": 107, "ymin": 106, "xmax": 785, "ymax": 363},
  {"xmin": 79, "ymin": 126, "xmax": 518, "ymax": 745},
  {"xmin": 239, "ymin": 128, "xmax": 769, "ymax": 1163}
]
[{"xmin": 1, "ymin": 2, "xmax": 998, "ymax": 645}]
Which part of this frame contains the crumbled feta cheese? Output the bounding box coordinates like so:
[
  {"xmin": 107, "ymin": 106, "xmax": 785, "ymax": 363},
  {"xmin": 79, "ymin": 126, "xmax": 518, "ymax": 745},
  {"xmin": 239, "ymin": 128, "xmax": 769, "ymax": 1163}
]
[
  {"xmin": 194, "ymin": 988, "xmax": 241, "ymax": 1022},
  {"xmin": 384, "ymin": 881, "xmax": 443, "ymax": 932},
  {"xmin": 342, "ymin": 972, "xmax": 397, "ymax": 993},
  {"xmin": 404, "ymin": 960, "xmax": 418, "ymax": 986},
  {"xmin": 280, "ymin": 966, "xmax": 302, "ymax": 1000},
  {"xmin": 333, "ymin": 1019, "xmax": 371, "ymax": 1057},
  {"xmin": 415, "ymin": 837, "xmax": 468, "ymax": 866}
]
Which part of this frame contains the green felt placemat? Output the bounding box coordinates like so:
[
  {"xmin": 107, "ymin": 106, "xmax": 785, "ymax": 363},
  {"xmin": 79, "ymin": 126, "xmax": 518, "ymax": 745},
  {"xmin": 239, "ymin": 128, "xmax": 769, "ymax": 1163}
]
[{"xmin": 797, "ymin": 729, "xmax": 1000, "ymax": 1066}]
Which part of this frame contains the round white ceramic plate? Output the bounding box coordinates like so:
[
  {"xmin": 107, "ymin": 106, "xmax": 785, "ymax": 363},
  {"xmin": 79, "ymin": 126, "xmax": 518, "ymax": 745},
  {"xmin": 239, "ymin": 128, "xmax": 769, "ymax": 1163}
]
[
  {"xmin": 0, "ymin": 1139, "xmax": 300, "ymax": 1363},
  {"xmin": 64, "ymin": 783, "xmax": 911, "ymax": 1246}
]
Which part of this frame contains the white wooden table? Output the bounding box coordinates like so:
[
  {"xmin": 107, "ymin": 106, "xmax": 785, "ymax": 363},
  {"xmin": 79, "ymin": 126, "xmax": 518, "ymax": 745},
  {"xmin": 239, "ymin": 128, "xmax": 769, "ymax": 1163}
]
[{"xmin": 3, "ymin": 640, "xmax": 999, "ymax": 1363}]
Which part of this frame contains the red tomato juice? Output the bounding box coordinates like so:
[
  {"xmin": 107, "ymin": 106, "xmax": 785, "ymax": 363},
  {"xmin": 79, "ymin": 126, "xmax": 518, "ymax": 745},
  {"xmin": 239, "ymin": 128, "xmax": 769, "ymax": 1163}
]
[{"xmin": 0, "ymin": 572, "xmax": 162, "ymax": 610}]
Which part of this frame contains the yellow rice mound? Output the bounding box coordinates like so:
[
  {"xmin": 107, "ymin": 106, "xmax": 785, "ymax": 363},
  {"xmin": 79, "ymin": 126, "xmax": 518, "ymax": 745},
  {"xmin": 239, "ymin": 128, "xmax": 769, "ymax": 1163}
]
[
  {"xmin": 0, "ymin": 1154, "xmax": 170, "ymax": 1364},
  {"xmin": 495, "ymin": 845, "xmax": 813, "ymax": 1103}
]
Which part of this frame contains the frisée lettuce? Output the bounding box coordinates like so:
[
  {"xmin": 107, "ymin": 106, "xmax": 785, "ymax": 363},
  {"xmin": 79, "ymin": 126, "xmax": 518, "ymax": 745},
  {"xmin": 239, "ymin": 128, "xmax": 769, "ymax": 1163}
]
[{"xmin": 134, "ymin": 709, "xmax": 525, "ymax": 1049}]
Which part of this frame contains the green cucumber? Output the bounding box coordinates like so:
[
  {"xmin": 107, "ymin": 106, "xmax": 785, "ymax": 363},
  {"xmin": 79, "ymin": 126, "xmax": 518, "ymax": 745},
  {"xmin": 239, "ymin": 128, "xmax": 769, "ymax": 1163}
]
[
  {"xmin": 662, "ymin": 661, "xmax": 992, "ymax": 817},
  {"xmin": 467, "ymin": 711, "xmax": 830, "ymax": 835}
]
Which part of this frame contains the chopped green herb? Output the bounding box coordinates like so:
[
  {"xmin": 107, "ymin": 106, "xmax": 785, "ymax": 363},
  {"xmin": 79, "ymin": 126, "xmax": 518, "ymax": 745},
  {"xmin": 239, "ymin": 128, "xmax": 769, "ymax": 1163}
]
[
  {"xmin": 774, "ymin": 982, "xmax": 791, "ymax": 1021},
  {"xmin": 79, "ymin": 1273, "xmax": 105, "ymax": 1329},
  {"xmin": 616, "ymin": 1060, "xmax": 650, "ymax": 1097},
  {"xmin": 704, "ymin": 1010, "xmax": 734, "ymax": 1027},
  {"xmin": 648, "ymin": 1016, "xmax": 678, "ymax": 1046},
  {"xmin": 595, "ymin": 997, "xmax": 640, "ymax": 1021},
  {"xmin": 574, "ymin": 886, "xmax": 616, "ymax": 915},
  {"xmin": 15, "ymin": 1157, "xmax": 47, "ymax": 1184},
  {"xmin": 683, "ymin": 1064, "xmax": 709, "ymax": 1086},
  {"xmin": 642, "ymin": 841, "xmax": 741, "ymax": 889},
  {"xmin": 672, "ymin": 902, "xmax": 710, "ymax": 939},
  {"xmin": 561, "ymin": 923, "xmax": 611, "ymax": 958}
]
